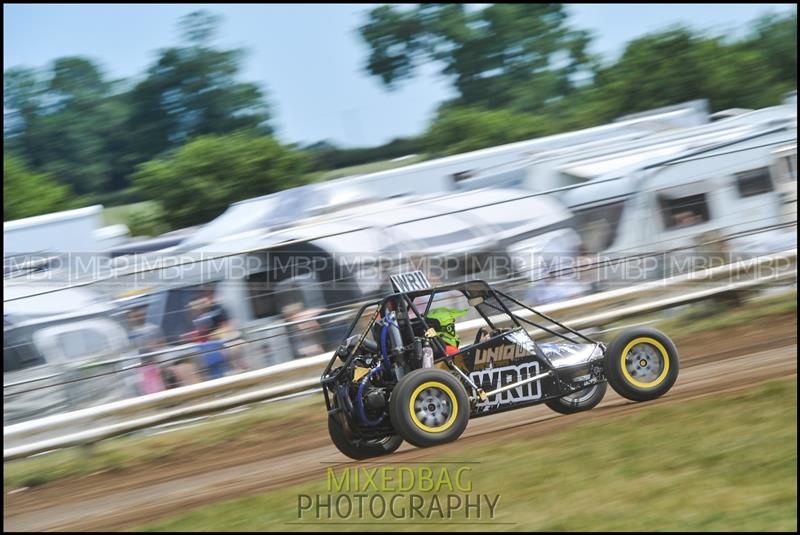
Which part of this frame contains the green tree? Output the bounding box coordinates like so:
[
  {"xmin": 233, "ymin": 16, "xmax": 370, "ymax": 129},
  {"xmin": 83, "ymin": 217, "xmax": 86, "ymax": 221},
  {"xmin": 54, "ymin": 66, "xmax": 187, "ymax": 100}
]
[
  {"xmin": 424, "ymin": 106, "xmax": 552, "ymax": 155},
  {"xmin": 3, "ymin": 67, "xmax": 44, "ymax": 140},
  {"xmin": 133, "ymin": 132, "xmax": 309, "ymax": 229},
  {"xmin": 738, "ymin": 10, "xmax": 797, "ymax": 102},
  {"xmin": 359, "ymin": 4, "xmax": 592, "ymax": 112},
  {"xmin": 4, "ymin": 154, "xmax": 73, "ymax": 221},
  {"xmin": 589, "ymin": 26, "xmax": 777, "ymax": 118},
  {"xmin": 4, "ymin": 58, "xmax": 131, "ymax": 195},
  {"xmin": 127, "ymin": 10, "xmax": 271, "ymax": 165}
]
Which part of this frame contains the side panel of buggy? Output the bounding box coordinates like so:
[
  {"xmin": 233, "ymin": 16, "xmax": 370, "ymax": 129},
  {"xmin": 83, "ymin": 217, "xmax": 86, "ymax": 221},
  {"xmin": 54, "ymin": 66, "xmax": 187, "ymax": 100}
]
[{"xmin": 447, "ymin": 330, "xmax": 607, "ymax": 417}]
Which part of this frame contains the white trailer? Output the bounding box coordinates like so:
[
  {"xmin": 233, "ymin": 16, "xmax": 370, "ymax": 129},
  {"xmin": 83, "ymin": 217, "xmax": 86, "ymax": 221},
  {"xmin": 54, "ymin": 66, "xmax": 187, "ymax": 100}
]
[
  {"xmin": 456, "ymin": 101, "xmax": 796, "ymax": 194},
  {"xmin": 4, "ymin": 205, "xmax": 124, "ymax": 256}
]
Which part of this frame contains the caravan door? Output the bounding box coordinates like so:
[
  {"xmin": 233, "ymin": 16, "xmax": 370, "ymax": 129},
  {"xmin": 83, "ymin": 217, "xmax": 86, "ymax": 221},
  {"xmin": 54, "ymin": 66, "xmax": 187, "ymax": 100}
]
[{"xmin": 770, "ymin": 144, "xmax": 797, "ymax": 225}]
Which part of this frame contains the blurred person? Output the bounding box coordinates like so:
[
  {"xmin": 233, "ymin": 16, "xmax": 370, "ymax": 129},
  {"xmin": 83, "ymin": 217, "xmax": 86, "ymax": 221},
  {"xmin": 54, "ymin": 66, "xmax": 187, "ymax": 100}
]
[
  {"xmin": 127, "ymin": 305, "xmax": 164, "ymax": 354},
  {"xmin": 205, "ymin": 296, "xmax": 249, "ymax": 374},
  {"xmin": 282, "ymin": 301, "xmax": 325, "ymax": 359},
  {"xmin": 170, "ymin": 356, "xmax": 201, "ymax": 386},
  {"xmin": 139, "ymin": 354, "xmax": 166, "ymax": 395},
  {"xmin": 127, "ymin": 305, "xmax": 167, "ymax": 395},
  {"xmin": 189, "ymin": 289, "xmax": 249, "ymax": 374},
  {"xmin": 673, "ymin": 210, "xmax": 701, "ymax": 228},
  {"xmin": 161, "ymin": 363, "xmax": 179, "ymax": 389},
  {"xmin": 525, "ymin": 236, "xmax": 591, "ymax": 305},
  {"xmin": 575, "ymin": 247, "xmax": 600, "ymax": 294},
  {"xmin": 190, "ymin": 315, "xmax": 228, "ymax": 381}
]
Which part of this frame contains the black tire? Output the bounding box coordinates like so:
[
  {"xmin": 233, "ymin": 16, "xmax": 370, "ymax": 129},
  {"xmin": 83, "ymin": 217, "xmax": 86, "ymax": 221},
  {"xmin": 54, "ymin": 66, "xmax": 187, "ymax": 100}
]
[
  {"xmin": 327, "ymin": 414, "xmax": 403, "ymax": 460},
  {"xmin": 545, "ymin": 381, "xmax": 607, "ymax": 414},
  {"xmin": 604, "ymin": 327, "xmax": 679, "ymax": 402},
  {"xmin": 389, "ymin": 368, "xmax": 470, "ymax": 448}
]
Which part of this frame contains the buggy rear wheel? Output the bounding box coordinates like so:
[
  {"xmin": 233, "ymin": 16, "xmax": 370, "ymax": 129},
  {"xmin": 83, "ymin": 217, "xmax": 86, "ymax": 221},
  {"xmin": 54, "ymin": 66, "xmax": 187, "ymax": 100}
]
[
  {"xmin": 545, "ymin": 381, "xmax": 607, "ymax": 414},
  {"xmin": 605, "ymin": 327, "xmax": 679, "ymax": 402},
  {"xmin": 389, "ymin": 368, "xmax": 470, "ymax": 448},
  {"xmin": 327, "ymin": 414, "xmax": 403, "ymax": 460}
]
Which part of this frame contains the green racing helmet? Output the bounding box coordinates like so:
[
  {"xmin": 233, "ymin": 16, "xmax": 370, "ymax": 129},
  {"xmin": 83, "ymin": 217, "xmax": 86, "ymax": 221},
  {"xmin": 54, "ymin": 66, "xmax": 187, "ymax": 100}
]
[{"xmin": 426, "ymin": 307, "xmax": 469, "ymax": 347}]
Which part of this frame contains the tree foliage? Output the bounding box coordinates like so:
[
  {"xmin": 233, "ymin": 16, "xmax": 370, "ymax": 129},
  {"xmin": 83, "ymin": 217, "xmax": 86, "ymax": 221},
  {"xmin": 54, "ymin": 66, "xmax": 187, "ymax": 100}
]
[
  {"xmin": 305, "ymin": 136, "xmax": 425, "ymax": 170},
  {"xmin": 133, "ymin": 131, "xmax": 309, "ymax": 229},
  {"xmin": 425, "ymin": 107, "xmax": 552, "ymax": 156},
  {"xmin": 410, "ymin": 8, "xmax": 797, "ymax": 154},
  {"xmin": 3, "ymin": 10, "xmax": 272, "ymax": 203},
  {"xmin": 587, "ymin": 21, "xmax": 795, "ymax": 120},
  {"xmin": 4, "ymin": 154, "xmax": 73, "ymax": 221},
  {"xmin": 360, "ymin": 4, "xmax": 592, "ymax": 112},
  {"xmin": 4, "ymin": 58, "xmax": 130, "ymax": 195},
  {"xmin": 127, "ymin": 11, "xmax": 271, "ymax": 165}
]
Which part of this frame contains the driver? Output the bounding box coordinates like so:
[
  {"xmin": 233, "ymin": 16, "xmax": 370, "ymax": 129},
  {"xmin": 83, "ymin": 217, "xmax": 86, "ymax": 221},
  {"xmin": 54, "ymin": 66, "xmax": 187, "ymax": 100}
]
[{"xmin": 426, "ymin": 307, "xmax": 469, "ymax": 356}]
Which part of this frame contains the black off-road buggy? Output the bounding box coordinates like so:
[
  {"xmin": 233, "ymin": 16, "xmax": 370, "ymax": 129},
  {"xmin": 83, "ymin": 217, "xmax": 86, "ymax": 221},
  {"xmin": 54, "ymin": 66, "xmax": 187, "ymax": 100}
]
[{"xmin": 321, "ymin": 272, "xmax": 679, "ymax": 459}]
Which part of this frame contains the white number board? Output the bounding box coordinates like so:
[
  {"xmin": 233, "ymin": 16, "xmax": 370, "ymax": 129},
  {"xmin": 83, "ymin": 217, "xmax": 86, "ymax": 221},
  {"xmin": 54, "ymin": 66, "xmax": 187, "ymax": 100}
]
[{"xmin": 390, "ymin": 271, "xmax": 432, "ymax": 292}]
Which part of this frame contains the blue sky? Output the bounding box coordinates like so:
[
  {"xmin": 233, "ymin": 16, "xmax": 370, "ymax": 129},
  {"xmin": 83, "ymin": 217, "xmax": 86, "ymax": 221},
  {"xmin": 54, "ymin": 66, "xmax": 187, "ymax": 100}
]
[{"xmin": 4, "ymin": 3, "xmax": 796, "ymax": 148}]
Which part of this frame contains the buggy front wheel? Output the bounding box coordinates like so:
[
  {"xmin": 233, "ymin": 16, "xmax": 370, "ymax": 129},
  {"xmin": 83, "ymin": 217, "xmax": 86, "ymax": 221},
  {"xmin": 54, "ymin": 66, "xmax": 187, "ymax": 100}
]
[
  {"xmin": 604, "ymin": 327, "xmax": 679, "ymax": 402},
  {"xmin": 389, "ymin": 368, "xmax": 470, "ymax": 448}
]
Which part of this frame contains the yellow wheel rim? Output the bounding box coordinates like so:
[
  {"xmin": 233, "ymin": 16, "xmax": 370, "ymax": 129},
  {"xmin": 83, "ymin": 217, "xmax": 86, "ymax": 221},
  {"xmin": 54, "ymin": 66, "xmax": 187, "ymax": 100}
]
[
  {"xmin": 408, "ymin": 381, "xmax": 458, "ymax": 433},
  {"xmin": 620, "ymin": 337, "xmax": 670, "ymax": 389}
]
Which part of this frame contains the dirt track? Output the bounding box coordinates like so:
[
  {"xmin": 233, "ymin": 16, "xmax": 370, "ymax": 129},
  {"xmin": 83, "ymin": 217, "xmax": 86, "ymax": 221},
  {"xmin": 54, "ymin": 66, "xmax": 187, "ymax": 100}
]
[{"xmin": 4, "ymin": 316, "xmax": 797, "ymax": 532}]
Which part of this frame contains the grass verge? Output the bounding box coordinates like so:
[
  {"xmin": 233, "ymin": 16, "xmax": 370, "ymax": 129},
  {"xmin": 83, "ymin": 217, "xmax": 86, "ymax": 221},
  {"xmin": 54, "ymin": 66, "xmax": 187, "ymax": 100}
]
[
  {"xmin": 587, "ymin": 288, "xmax": 797, "ymax": 344},
  {"xmin": 654, "ymin": 289, "xmax": 796, "ymax": 336},
  {"xmin": 138, "ymin": 378, "xmax": 797, "ymax": 532}
]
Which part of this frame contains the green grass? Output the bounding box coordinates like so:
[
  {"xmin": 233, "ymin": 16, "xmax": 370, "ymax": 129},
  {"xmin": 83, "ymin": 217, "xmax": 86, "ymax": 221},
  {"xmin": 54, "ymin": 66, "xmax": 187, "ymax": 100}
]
[
  {"xmin": 305, "ymin": 155, "xmax": 428, "ymax": 183},
  {"xmin": 103, "ymin": 201, "xmax": 157, "ymax": 226},
  {"xmin": 586, "ymin": 289, "xmax": 797, "ymax": 345},
  {"xmin": 103, "ymin": 200, "xmax": 170, "ymax": 236},
  {"xmin": 657, "ymin": 289, "xmax": 797, "ymax": 336},
  {"xmin": 3, "ymin": 394, "xmax": 323, "ymax": 491},
  {"xmin": 139, "ymin": 378, "xmax": 797, "ymax": 532}
]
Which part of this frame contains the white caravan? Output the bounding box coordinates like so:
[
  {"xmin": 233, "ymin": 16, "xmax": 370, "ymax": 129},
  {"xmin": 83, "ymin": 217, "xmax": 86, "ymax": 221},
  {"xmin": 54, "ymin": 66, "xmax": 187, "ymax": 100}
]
[
  {"xmin": 558, "ymin": 120, "xmax": 797, "ymax": 285},
  {"xmin": 4, "ymin": 205, "xmax": 130, "ymax": 258},
  {"xmin": 4, "ymin": 282, "xmax": 139, "ymax": 424}
]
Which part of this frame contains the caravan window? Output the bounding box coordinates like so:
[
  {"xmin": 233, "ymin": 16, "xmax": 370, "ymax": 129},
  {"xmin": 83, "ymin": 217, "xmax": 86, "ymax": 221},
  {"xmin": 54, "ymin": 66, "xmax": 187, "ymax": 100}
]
[
  {"xmin": 55, "ymin": 329, "xmax": 112, "ymax": 360},
  {"xmin": 248, "ymin": 271, "xmax": 326, "ymax": 320},
  {"xmin": 658, "ymin": 193, "xmax": 710, "ymax": 229},
  {"xmin": 4, "ymin": 341, "xmax": 45, "ymax": 373},
  {"xmin": 247, "ymin": 271, "xmax": 275, "ymax": 319},
  {"xmin": 784, "ymin": 154, "xmax": 797, "ymax": 182},
  {"xmin": 773, "ymin": 153, "xmax": 797, "ymax": 183},
  {"xmin": 572, "ymin": 201, "xmax": 625, "ymax": 252},
  {"xmin": 734, "ymin": 167, "xmax": 774, "ymax": 198}
]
